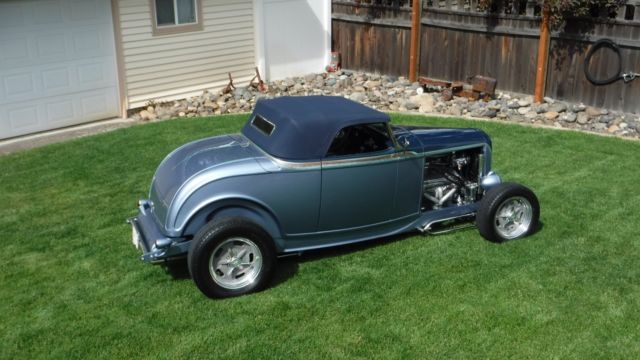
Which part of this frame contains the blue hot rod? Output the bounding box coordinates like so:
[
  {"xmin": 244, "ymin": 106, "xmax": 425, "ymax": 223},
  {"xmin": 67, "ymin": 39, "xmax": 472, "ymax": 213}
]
[{"xmin": 128, "ymin": 96, "xmax": 539, "ymax": 298}]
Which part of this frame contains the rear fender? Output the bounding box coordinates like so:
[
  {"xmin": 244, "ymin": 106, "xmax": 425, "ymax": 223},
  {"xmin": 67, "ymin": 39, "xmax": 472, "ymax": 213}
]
[{"xmin": 182, "ymin": 199, "xmax": 284, "ymax": 252}]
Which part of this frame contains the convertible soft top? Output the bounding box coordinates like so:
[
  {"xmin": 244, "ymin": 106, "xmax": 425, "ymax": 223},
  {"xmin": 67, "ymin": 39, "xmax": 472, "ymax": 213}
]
[{"xmin": 241, "ymin": 96, "xmax": 390, "ymax": 161}]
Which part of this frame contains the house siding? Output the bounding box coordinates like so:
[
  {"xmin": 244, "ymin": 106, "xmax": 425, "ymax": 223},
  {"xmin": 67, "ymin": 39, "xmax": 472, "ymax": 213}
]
[{"xmin": 117, "ymin": 0, "xmax": 256, "ymax": 108}]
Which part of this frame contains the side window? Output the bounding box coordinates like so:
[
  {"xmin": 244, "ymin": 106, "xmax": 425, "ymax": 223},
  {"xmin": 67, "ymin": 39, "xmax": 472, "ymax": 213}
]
[
  {"xmin": 326, "ymin": 123, "xmax": 394, "ymax": 157},
  {"xmin": 152, "ymin": 0, "xmax": 202, "ymax": 36}
]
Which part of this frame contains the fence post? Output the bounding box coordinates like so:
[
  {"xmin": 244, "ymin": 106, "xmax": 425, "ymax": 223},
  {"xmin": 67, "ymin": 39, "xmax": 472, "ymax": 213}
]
[
  {"xmin": 534, "ymin": 5, "xmax": 550, "ymax": 103},
  {"xmin": 409, "ymin": 0, "xmax": 422, "ymax": 82},
  {"xmin": 635, "ymin": 3, "xmax": 640, "ymax": 21}
]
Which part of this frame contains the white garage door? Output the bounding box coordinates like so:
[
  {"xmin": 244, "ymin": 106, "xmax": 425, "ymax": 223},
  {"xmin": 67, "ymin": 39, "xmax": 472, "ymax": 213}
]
[{"xmin": 0, "ymin": 0, "xmax": 119, "ymax": 140}]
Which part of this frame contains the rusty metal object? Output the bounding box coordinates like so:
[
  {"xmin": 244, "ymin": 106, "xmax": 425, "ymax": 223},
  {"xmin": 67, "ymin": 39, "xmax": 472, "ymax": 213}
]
[
  {"xmin": 458, "ymin": 89, "xmax": 480, "ymax": 101},
  {"xmin": 470, "ymin": 76, "xmax": 497, "ymax": 95},
  {"xmin": 222, "ymin": 72, "xmax": 235, "ymax": 94},
  {"xmin": 249, "ymin": 67, "xmax": 266, "ymax": 92},
  {"xmin": 442, "ymin": 88, "xmax": 453, "ymax": 101},
  {"xmin": 419, "ymin": 77, "xmax": 451, "ymax": 88},
  {"xmin": 419, "ymin": 75, "xmax": 497, "ymax": 101}
]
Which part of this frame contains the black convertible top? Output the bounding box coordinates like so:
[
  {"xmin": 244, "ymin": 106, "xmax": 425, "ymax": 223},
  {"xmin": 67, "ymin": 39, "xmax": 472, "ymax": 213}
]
[{"xmin": 241, "ymin": 96, "xmax": 389, "ymax": 161}]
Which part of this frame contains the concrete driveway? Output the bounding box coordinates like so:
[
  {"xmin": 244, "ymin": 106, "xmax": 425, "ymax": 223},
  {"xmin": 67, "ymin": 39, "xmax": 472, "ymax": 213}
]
[{"xmin": 0, "ymin": 118, "xmax": 138, "ymax": 155}]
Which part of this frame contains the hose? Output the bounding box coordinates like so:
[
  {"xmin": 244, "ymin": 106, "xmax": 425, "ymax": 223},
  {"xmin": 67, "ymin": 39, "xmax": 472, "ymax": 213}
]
[{"xmin": 584, "ymin": 38, "xmax": 622, "ymax": 86}]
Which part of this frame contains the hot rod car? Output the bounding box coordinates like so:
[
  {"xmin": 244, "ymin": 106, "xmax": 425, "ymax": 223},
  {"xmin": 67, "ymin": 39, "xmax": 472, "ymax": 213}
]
[{"xmin": 128, "ymin": 96, "xmax": 540, "ymax": 298}]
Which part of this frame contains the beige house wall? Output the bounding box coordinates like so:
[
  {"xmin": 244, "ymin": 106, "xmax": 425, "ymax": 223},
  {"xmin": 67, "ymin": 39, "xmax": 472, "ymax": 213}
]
[{"xmin": 116, "ymin": 0, "xmax": 256, "ymax": 109}]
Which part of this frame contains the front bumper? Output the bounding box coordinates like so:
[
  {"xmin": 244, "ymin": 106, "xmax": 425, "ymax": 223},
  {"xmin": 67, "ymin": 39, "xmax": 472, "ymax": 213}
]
[{"xmin": 127, "ymin": 200, "xmax": 190, "ymax": 263}]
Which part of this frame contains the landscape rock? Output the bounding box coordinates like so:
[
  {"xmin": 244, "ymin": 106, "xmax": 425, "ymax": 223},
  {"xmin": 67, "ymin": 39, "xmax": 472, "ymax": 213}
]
[
  {"xmin": 350, "ymin": 92, "xmax": 366, "ymax": 102},
  {"xmin": 586, "ymin": 107, "xmax": 602, "ymax": 117},
  {"xmin": 545, "ymin": 111, "xmax": 559, "ymax": 120},
  {"xmin": 518, "ymin": 107, "xmax": 531, "ymax": 115},
  {"xmin": 548, "ymin": 102, "xmax": 567, "ymax": 113},
  {"xmin": 518, "ymin": 99, "xmax": 531, "ymax": 107},
  {"xmin": 562, "ymin": 112, "xmax": 577, "ymax": 123},
  {"xmin": 128, "ymin": 71, "xmax": 638, "ymax": 140},
  {"xmin": 577, "ymin": 112, "xmax": 590, "ymax": 125}
]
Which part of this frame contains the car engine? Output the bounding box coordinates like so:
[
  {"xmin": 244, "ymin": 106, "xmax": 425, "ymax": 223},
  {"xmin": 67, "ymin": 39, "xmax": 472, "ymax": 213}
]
[{"xmin": 421, "ymin": 149, "xmax": 484, "ymax": 211}]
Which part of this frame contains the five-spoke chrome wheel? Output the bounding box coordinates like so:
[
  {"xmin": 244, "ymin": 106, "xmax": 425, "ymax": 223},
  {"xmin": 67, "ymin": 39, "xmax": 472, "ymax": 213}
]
[
  {"xmin": 476, "ymin": 182, "xmax": 540, "ymax": 243},
  {"xmin": 188, "ymin": 217, "xmax": 276, "ymax": 299},
  {"xmin": 494, "ymin": 196, "xmax": 533, "ymax": 240},
  {"xmin": 209, "ymin": 237, "xmax": 263, "ymax": 290}
]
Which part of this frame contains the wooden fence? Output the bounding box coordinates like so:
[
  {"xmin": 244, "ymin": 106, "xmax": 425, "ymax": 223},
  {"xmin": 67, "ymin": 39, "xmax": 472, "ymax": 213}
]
[{"xmin": 332, "ymin": 0, "xmax": 640, "ymax": 113}]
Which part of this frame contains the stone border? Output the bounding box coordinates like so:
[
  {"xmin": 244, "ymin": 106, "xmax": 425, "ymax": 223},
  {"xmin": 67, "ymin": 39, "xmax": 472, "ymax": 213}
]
[{"xmin": 127, "ymin": 70, "xmax": 639, "ymax": 141}]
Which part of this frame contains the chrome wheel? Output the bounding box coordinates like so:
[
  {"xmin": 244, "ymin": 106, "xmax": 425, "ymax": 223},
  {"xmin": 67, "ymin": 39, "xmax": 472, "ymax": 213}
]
[
  {"xmin": 208, "ymin": 237, "xmax": 263, "ymax": 290},
  {"xmin": 494, "ymin": 196, "xmax": 533, "ymax": 240}
]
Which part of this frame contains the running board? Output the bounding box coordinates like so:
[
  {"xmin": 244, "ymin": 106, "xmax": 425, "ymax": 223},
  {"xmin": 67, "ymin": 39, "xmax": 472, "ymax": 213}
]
[{"xmin": 419, "ymin": 214, "xmax": 476, "ymax": 235}]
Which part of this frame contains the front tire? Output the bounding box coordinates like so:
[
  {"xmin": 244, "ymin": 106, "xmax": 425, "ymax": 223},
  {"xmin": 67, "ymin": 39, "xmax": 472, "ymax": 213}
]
[
  {"xmin": 188, "ymin": 217, "xmax": 276, "ymax": 298},
  {"xmin": 476, "ymin": 183, "xmax": 540, "ymax": 243}
]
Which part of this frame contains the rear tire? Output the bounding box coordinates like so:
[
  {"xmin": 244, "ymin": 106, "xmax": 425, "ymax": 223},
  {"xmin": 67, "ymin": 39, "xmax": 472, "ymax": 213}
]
[
  {"xmin": 188, "ymin": 217, "xmax": 276, "ymax": 298},
  {"xmin": 476, "ymin": 183, "xmax": 540, "ymax": 243}
]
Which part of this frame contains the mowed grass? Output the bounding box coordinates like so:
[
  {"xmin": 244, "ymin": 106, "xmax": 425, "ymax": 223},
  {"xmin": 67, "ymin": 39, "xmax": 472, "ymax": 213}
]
[{"xmin": 1, "ymin": 113, "xmax": 639, "ymax": 359}]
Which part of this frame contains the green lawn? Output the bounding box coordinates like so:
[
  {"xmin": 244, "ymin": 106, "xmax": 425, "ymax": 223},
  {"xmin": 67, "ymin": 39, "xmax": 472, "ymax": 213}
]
[{"xmin": 1, "ymin": 114, "xmax": 639, "ymax": 359}]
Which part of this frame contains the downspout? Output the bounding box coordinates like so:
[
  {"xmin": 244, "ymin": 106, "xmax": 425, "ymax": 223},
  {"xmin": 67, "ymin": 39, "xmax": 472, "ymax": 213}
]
[{"xmin": 534, "ymin": 4, "xmax": 550, "ymax": 103}]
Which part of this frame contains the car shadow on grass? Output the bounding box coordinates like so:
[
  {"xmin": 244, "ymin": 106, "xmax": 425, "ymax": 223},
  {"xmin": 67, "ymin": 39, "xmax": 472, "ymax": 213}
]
[
  {"xmin": 271, "ymin": 231, "xmax": 426, "ymax": 288},
  {"xmin": 158, "ymin": 232, "xmax": 419, "ymax": 288},
  {"xmin": 158, "ymin": 223, "xmax": 540, "ymax": 291}
]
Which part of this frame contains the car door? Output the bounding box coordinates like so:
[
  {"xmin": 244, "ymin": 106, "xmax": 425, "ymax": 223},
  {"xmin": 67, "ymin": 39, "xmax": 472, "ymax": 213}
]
[{"xmin": 319, "ymin": 123, "xmax": 399, "ymax": 231}]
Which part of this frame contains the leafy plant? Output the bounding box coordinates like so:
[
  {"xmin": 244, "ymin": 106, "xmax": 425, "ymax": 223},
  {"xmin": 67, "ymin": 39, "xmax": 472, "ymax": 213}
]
[{"xmin": 479, "ymin": 0, "xmax": 627, "ymax": 28}]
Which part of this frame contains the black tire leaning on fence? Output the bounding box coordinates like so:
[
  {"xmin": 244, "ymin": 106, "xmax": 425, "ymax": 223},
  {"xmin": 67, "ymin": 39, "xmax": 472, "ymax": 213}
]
[{"xmin": 584, "ymin": 38, "xmax": 622, "ymax": 86}]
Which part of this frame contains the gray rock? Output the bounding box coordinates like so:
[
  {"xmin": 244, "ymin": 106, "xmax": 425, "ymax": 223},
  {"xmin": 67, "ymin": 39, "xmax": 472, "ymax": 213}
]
[
  {"xmin": 447, "ymin": 105, "xmax": 462, "ymax": 117},
  {"xmin": 410, "ymin": 94, "xmax": 435, "ymax": 110},
  {"xmin": 364, "ymin": 80, "xmax": 381, "ymax": 89},
  {"xmin": 518, "ymin": 99, "xmax": 531, "ymax": 107},
  {"xmin": 482, "ymin": 109, "xmax": 498, "ymax": 118},
  {"xmin": 470, "ymin": 102, "xmax": 486, "ymax": 112},
  {"xmin": 577, "ymin": 112, "xmax": 590, "ymax": 124},
  {"xmin": 599, "ymin": 115, "xmax": 614, "ymax": 124},
  {"xmin": 507, "ymin": 101, "xmax": 520, "ymax": 109},
  {"xmin": 403, "ymin": 101, "xmax": 419, "ymax": 110},
  {"xmin": 518, "ymin": 106, "xmax": 531, "ymax": 115},
  {"xmin": 350, "ymin": 92, "xmax": 366, "ymax": 102},
  {"xmin": 548, "ymin": 102, "xmax": 567, "ymax": 113},
  {"xmin": 532, "ymin": 104, "xmax": 548, "ymax": 113},
  {"xmin": 571, "ymin": 103, "xmax": 587, "ymax": 112},
  {"xmin": 594, "ymin": 123, "xmax": 607, "ymax": 131},
  {"xmin": 562, "ymin": 112, "xmax": 577, "ymax": 122},
  {"xmin": 543, "ymin": 96, "xmax": 555, "ymax": 104}
]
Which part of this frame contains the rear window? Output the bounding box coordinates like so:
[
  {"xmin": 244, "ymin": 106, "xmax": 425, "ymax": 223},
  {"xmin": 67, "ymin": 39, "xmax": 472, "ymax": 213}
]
[{"xmin": 251, "ymin": 115, "xmax": 275, "ymax": 136}]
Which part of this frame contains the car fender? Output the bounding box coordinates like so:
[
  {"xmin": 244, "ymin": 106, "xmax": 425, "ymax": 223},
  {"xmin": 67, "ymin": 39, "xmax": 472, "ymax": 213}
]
[{"xmin": 181, "ymin": 198, "xmax": 285, "ymax": 252}]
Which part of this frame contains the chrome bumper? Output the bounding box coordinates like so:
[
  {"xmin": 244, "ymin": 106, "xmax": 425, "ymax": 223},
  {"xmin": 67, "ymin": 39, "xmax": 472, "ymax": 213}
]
[{"xmin": 127, "ymin": 200, "xmax": 190, "ymax": 263}]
